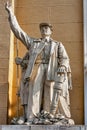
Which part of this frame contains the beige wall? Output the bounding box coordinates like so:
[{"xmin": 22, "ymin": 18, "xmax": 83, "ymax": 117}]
[
  {"xmin": 0, "ymin": 0, "xmax": 10, "ymax": 124},
  {"xmin": 0, "ymin": 0, "xmax": 15, "ymax": 124},
  {"xmin": 0, "ymin": 0, "xmax": 84, "ymax": 124}
]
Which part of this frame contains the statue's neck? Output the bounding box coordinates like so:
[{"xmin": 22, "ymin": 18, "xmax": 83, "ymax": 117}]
[{"xmin": 42, "ymin": 35, "xmax": 51, "ymax": 42}]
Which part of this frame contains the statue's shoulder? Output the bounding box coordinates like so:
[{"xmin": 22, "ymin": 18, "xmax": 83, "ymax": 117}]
[
  {"xmin": 33, "ymin": 38, "xmax": 41, "ymax": 43},
  {"xmin": 51, "ymin": 39, "xmax": 63, "ymax": 46}
]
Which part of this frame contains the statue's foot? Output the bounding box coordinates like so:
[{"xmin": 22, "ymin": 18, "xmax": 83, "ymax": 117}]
[
  {"xmin": 16, "ymin": 116, "xmax": 25, "ymax": 125},
  {"xmin": 11, "ymin": 116, "xmax": 25, "ymax": 125},
  {"xmin": 25, "ymin": 121, "xmax": 33, "ymax": 125},
  {"xmin": 25, "ymin": 117, "xmax": 34, "ymax": 125},
  {"xmin": 11, "ymin": 117, "xmax": 18, "ymax": 124},
  {"xmin": 68, "ymin": 119, "xmax": 75, "ymax": 125},
  {"xmin": 25, "ymin": 114, "xmax": 35, "ymax": 125},
  {"xmin": 55, "ymin": 114, "xmax": 65, "ymax": 119}
]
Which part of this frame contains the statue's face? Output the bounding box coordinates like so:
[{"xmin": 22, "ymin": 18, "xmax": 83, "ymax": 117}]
[{"xmin": 40, "ymin": 26, "xmax": 52, "ymax": 37}]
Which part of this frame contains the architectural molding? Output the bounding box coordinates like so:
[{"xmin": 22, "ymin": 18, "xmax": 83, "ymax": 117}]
[{"xmin": 83, "ymin": 0, "xmax": 87, "ymax": 125}]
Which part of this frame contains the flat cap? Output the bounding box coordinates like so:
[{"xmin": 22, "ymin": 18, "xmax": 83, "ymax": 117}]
[{"xmin": 39, "ymin": 23, "xmax": 52, "ymax": 29}]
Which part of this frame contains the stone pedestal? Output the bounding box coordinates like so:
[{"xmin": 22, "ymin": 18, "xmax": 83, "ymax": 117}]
[{"xmin": 0, "ymin": 125, "xmax": 86, "ymax": 130}]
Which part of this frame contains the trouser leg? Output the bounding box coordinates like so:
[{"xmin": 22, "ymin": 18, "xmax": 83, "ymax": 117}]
[
  {"xmin": 23, "ymin": 104, "xmax": 27, "ymax": 121},
  {"xmin": 27, "ymin": 64, "xmax": 45, "ymax": 121},
  {"xmin": 32, "ymin": 64, "xmax": 45, "ymax": 115},
  {"xmin": 27, "ymin": 81, "xmax": 34, "ymax": 121},
  {"xmin": 50, "ymin": 81, "xmax": 71, "ymax": 118},
  {"xmin": 43, "ymin": 80, "xmax": 52, "ymax": 112},
  {"xmin": 50, "ymin": 82, "xmax": 62, "ymax": 115}
]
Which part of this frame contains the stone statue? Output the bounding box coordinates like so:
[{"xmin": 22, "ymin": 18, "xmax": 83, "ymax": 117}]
[
  {"xmin": 15, "ymin": 52, "xmax": 29, "ymax": 123},
  {"xmin": 5, "ymin": 2, "xmax": 74, "ymax": 125}
]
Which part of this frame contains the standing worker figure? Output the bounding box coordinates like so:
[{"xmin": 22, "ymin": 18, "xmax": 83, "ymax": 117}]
[
  {"xmin": 15, "ymin": 52, "xmax": 29, "ymax": 123},
  {"xmin": 5, "ymin": 2, "xmax": 73, "ymax": 125}
]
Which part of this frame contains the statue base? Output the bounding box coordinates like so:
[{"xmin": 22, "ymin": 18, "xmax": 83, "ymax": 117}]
[
  {"xmin": 10, "ymin": 111, "xmax": 74, "ymax": 125},
  {"xmin": 0, "ymin": 125, "xmax": 86, "ymax": 130}
]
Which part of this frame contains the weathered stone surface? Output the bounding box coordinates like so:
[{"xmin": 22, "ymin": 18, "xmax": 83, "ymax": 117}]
[
  {"xmin": 0, "ymin": 125, "xmax": 86, "ymax": 130},
  {"xmin": 31, "ymin": 125, "xmax": 85, "ymax": 130},
  {"xmin": 2, "ymin": 125, "xmax": 30, "ymax": 130}
]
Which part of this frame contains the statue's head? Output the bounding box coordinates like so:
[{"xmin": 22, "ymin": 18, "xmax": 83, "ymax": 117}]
[{"xmin": 39, "ymin": 23, "xmax": 53, "ymax": 37}]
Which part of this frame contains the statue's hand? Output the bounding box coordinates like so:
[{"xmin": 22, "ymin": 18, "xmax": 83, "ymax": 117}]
[
  {"xmin": 5, "ymin": 1, "xmax": 12, "ymax": 13},
  {"xmin": 57, "ymin": 66, "xmax": 66, "ymax": 74},
  {"xmin": 15, "ymin": 57, "xmax": 22, "ymax": 65},
  {"xmin": 23, "ymin": 78, "xmax": 30, "ymax": 84},
  {"xmin": 69, "ymin": 85, "xmax": 72, "ymax": 90},
  {"xmin": 16, "ymin": 90, "xmax": 20, "ymax": 97}
]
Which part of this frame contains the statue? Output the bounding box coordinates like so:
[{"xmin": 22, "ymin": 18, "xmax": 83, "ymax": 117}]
[
  {"xmin": 5, "ymin": 2, "xmax": 74, "ymax": 125},
  {"xmin": 15, "ymin": 52, "xmax": 29, "ymax": 123}
]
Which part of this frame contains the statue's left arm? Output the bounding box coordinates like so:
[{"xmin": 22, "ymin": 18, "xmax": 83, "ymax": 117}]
[
  {"xmin": 58, "ymin": 42, "xmax": 69, "ymax": 68},
  {"xmin": 57, "ymin": 42, "xmax": 72, "ymax": 90}
]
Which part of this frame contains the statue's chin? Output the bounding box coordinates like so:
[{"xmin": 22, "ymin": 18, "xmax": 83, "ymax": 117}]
[{"xmin": 41, "ymin": 34, "xmax": 51, "ymax": 37}]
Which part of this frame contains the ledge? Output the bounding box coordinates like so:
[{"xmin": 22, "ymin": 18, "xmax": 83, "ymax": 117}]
[{"xmin": 0, "ymin": 125, "xmax": 87, "ymax": 130}]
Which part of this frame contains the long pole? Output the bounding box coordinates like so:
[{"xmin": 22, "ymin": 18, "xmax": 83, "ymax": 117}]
[{"xmin": 16, "ymin": 39, "xmax": 20, "ymax": 117}]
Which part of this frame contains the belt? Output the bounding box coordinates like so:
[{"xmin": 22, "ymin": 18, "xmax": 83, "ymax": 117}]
[{"xmin": 35, "ymin": 59, "xmax": 49, "ymax": 64}]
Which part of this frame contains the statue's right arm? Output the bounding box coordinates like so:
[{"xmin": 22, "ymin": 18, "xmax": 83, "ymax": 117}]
[{"xmin": 5, "ymin": 2, "xmax": 33, "ymax": 49}]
